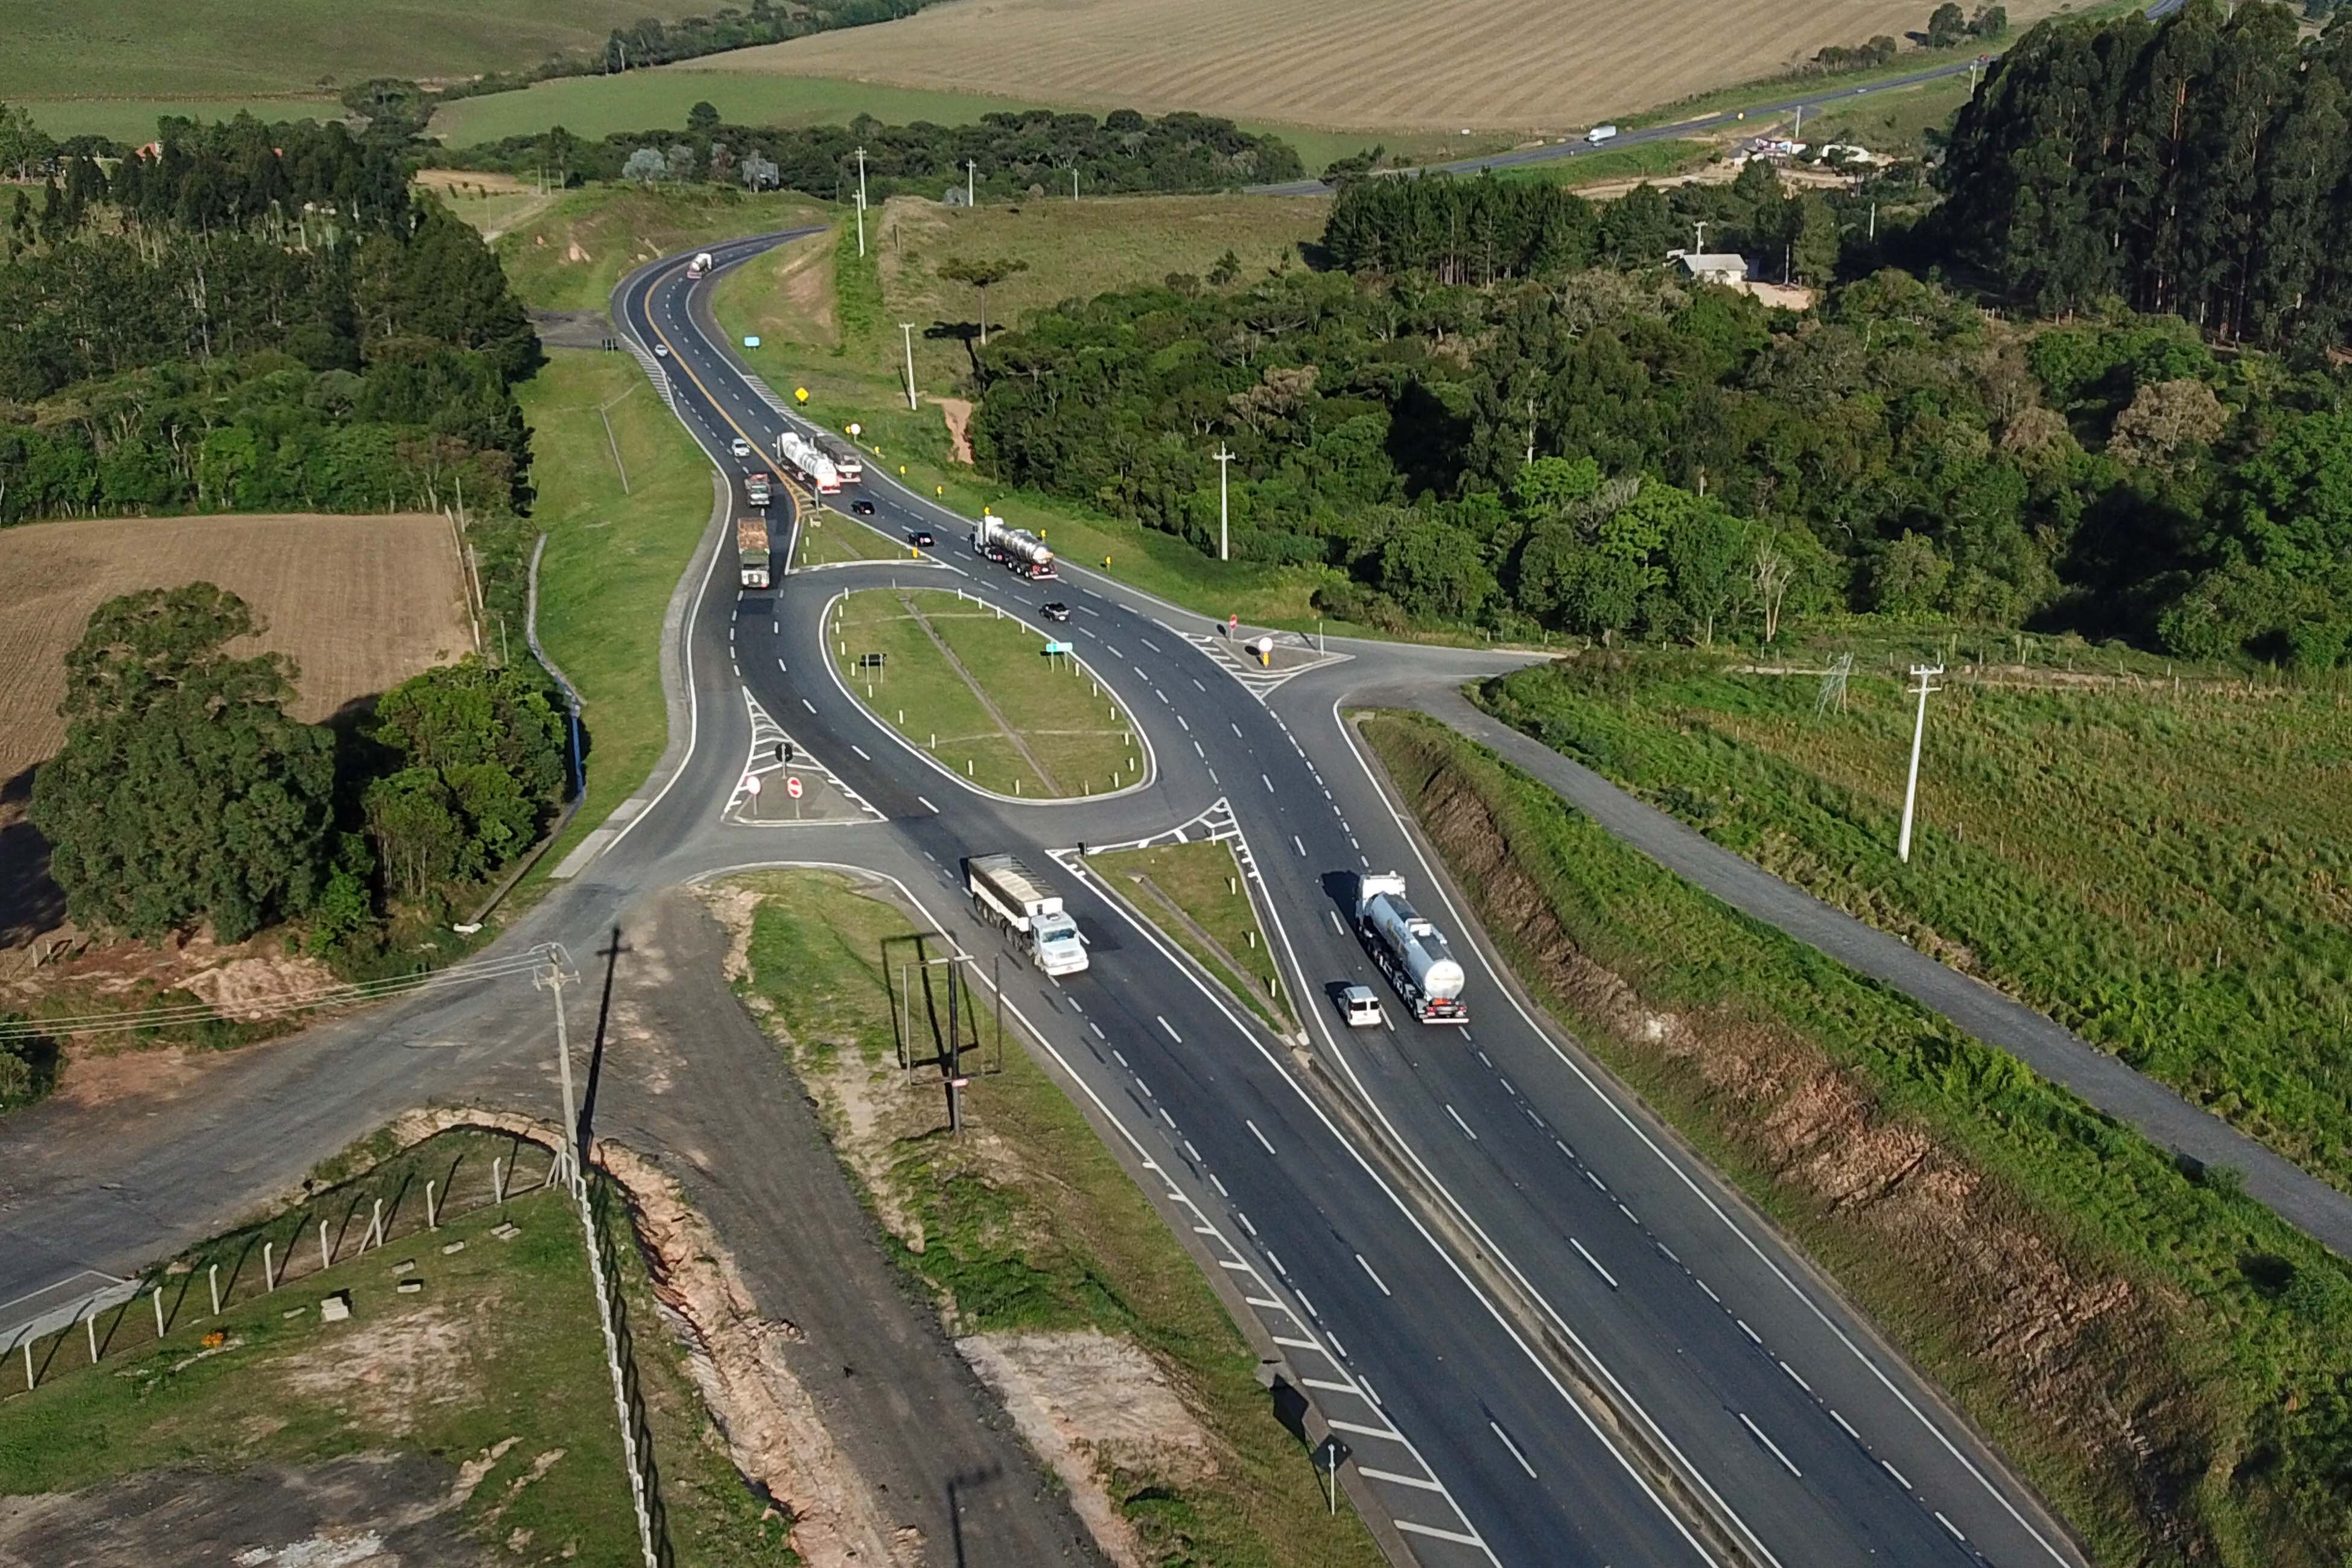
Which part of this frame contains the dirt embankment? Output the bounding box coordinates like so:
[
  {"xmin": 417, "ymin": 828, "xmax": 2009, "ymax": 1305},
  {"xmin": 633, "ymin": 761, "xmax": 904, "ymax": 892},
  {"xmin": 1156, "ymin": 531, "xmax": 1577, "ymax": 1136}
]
[{"xmin": 1380, "ymin": 725, "xmax": 2204, "ymax": 1544}]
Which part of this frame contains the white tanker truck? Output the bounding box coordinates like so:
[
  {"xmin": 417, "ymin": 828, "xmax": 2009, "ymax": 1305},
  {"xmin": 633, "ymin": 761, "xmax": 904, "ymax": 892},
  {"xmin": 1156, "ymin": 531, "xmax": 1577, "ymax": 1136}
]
[
  {"xmin": 1356, "ymin": 872, "xmax": 1467, "ymax": 1024},
  {"xmin": 776, "ymin": 429, "xmax": 842, "ymax": 494},
  {"xmin": 973, "ymin": 513, "xmax": 1058, "ymax": 580}
]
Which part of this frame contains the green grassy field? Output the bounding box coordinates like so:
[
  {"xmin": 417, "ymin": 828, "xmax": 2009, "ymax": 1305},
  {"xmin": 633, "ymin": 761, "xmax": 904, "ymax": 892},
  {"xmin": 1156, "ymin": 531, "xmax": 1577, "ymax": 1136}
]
[
  {"xmin": 1088, "ymin": 841, "xmax": 1293, "ymax": 1032},
  {"xmin": 1359, "ymin": 707, "xmax": 2352, "ymax": 1568},
  {"xmin": 1788, "ymin": 73, "xmax": 1974, "ymax": 155},
  {"xmin": 1479, "ymin": 656, "xmax": 2352, "ymax": 1193},
  {"xmin": 17, "ymin": 96, "xmax": 346, "ymax": 143},
  {"xmin": 491, "ymin": 182, "xmax": 829, "ymax": 313},
  {"xmin": 1500, "ymin": 138, "xmax": 1715, "ymax": 190},
  {"xmin": 829, "ymin": 587, "xmax": 1139, "ymax": 797},
  {"xmin": 0, "ymin": 1126, "xmax": 794, "ymax": 1566},
  {"xmin": 5, "ymin": 1, "xmax": 693, "ymax": 104},
  {"xmin": 514, "ymin": 349, "xmax": 717, "ymax": 880},
  {"xmin": 733, "ymin": 869, "xmax": 1385, "ymax": 1568},
  {"xmin": 794, "ymin": 508, "xmax": 911, "ymax": 567}
]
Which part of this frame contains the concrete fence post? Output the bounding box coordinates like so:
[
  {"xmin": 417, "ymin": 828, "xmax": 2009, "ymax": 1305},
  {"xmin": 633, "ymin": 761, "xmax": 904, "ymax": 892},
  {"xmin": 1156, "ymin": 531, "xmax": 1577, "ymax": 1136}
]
[
  {"xmin": 425, "ymin": 1181, "xmax": 438, "ymax": 1231},
  {"xmin": 319, "ymin": 1220, "xmax": 331, "ymax": 1272},
  {"xmin": 264, "ymin": 1243, "xmax": 277, "ymax": 1293},
  {"xmin": 84, "ymin": 1311, "xmax": 97, "ymax": 1364},
  {"xmin": 367, "ymin": 1199, "xmax": 385, "ymax": 1251},
  {"xmin": 208, "ymin": 1265, "xmax": 220, "ymax": 1317},
  {"xmin": 22, "ymin": 1341, "xmax": 32, "ymax": 1389},
  {"xmin": 151, "ymin": 1287, "xmax": 164, "ymax": 1340},
  {"xmin": 494, "ymin": 1157, "xmax": 507, "ymax": 1205}
]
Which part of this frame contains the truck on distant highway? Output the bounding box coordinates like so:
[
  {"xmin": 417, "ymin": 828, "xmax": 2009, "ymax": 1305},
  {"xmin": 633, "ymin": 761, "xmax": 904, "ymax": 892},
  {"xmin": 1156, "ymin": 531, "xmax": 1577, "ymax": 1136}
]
[
  {"xmin": 687, "ymin": 251, "xmax": 714, "ymax": 278},
  {"xmin": 973, "ymin": 514, "xmax": 1058, "ymax": 580},
  {"xmin": 1585, "ymin": 124, "xmax": 1619, "ymax": 145},
  {"xmin": 967, "ymin": 854, "xmax": 1089, "ymax": 976},
  {"xmin": 736, "ymin": 519, "xmax": 771, "ymax": 588},
  {"xmin": 745, "ymin": 472, "xmax": 772, "ymax": 509},
  {"xmin": 1356, "ymin": 872, "xmax": 1467, "ymax": 1023},
  {"xmin": 777, "ymin": 430, "xmax": 842, "ymax": 494},
  {"xmin": 816, "ymin": 431, "xmax": 865, "ymax": 483}
]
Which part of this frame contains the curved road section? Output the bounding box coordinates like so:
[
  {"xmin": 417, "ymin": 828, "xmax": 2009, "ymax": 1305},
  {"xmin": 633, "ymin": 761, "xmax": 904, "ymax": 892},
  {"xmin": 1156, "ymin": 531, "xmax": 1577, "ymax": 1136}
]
[{"xmin": 617, "ymin": 235, "xmax": 2085, "ymax": 1568}]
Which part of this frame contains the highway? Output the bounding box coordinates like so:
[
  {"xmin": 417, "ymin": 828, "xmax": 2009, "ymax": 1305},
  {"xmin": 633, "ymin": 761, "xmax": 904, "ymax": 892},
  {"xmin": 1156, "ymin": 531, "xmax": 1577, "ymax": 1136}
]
[{"xmin": 616, "ymin": 234, "xmax": 2089, "ymax": 1568}]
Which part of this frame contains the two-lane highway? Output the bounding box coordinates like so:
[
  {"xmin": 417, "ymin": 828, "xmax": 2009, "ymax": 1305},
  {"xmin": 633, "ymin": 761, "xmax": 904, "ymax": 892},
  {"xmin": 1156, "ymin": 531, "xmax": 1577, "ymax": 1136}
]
[{"xmin": 616, "ymin": 235, "xmax": 2086, "ymax": 1568}]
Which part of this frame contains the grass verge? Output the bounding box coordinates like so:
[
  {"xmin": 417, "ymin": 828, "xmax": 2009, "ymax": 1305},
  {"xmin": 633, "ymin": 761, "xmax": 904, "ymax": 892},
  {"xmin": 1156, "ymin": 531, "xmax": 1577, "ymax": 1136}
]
[
  {"xmin": 1496, "ymin": 138, "xmax": 1715, "ymax": 190},
  {"xmin": 494, "ymin": 183, "xmax": 830, "ymax": 314},
  {"xmin": 0, "ymin": 1125, "xmax": 795, "ymax": 1567},
  {"xmin": 1480, "ymin": 654, "xmax": 2352, "ymax": 1195},
  {"xmin": 1088, "ymin": 842, "xmax": 1294, "ymax": 1035},
  {"xmin": 513, "ymin": 348, "xmax": 717, "ymax": 887},
  {"xmin": 828, "ymin": 586, "xmax": 1139, "ymax": 798},
  {"xmin": 795, "ymin": 509, "xmax": 911, "ymax": 568},
  {"xmin": 729, "ymin": 869, "xmax": 1385, "ymax": 1568},
  {"xmin": 1358, "ymin": 706, "xmax": 2352, "ymax": 1568}
]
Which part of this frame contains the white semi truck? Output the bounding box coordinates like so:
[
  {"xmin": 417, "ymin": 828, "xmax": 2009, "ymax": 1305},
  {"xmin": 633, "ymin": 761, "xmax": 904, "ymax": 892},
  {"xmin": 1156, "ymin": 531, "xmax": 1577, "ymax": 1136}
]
[
  {"xmin": 687, "ymin": 250, "xmax": 715, "ymax": 278},
  {"xmin": 777, "ymin": 429, "xmax": 842, "ymax": 494},
  {"xmin": 1356, "ymin": 872, "xmax": 1467, "ymax": 1023},
  {"xmin": 817, "ymin": 431, "xmax": 865, "ymax": 483},
  {"xmin": 967, "ymin": 854, "xmax": 1089, "ymax": 976},
  {"xmin": 973, "ymin": 513, "xmax": 1058, "ymax": 580}
]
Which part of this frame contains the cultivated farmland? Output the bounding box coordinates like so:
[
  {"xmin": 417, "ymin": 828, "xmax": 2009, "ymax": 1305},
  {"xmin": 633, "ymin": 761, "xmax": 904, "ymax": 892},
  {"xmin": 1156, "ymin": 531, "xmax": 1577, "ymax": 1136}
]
[
  {"xmin": 698, "ymin": 0, "xmax": 2070, "ymax": 133},
  {"xmin": 0, "ymin": 513, "xmax": 472, "ymax": 785}
]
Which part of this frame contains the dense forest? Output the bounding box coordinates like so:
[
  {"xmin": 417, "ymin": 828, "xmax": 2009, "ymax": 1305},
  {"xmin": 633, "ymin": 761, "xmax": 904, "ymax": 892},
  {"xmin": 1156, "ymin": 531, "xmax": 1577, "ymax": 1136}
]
[
  {"xmin": 441, "ymin": 107, "xmax": 1306, "ymax": 200},
  {"xmin": 0, "ymin": 116, "xmax": 537, "ymax": 522},
  {"xmin": 1940, "ymin": 0, "xmax": 2352, "ymax": 353}
]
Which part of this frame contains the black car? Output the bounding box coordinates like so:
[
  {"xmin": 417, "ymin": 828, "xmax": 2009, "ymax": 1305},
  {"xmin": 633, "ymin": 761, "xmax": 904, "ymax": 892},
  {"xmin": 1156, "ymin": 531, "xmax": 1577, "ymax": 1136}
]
[
  {"xmin": 1041, "ymin": 601, "xmax": 1071, "ymax": 623},
  {"xmin": 909, "ymin": 528, "xmax": 935, "ymax": 547},
  {"xmin": 852, "ymin": 499, "xmax": 876, "ymax": 515}
]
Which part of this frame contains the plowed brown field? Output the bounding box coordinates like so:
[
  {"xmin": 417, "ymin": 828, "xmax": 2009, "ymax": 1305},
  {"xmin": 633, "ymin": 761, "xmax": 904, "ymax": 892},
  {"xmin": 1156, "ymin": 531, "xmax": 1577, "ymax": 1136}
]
[
  {"xmin": 696, "ymin": 0, "xmax": 2062, "ymax": 133},
  {"xmin": 0, "ymin": 513, "xmax": 472, "ymax": 783}
]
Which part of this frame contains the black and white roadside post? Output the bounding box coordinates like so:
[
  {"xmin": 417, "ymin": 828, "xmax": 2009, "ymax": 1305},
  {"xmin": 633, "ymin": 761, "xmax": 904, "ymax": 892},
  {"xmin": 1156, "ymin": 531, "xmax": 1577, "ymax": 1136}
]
[{"xmin": 1313, "ymin": 1434, "xmax": 1350, "ymax": 1516}]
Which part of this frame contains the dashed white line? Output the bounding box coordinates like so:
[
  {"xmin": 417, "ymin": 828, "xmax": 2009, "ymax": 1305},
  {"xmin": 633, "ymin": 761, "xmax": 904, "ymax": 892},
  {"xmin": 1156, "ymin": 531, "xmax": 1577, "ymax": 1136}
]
[
  {"xmin": 1236, "ymin": 1210, "xmax": 1258, "ymax": 1236},
  {"xmin": 1780, "ymin": 1360, "xmax": 1813, "ymax": 1394},
  {"xmin": 1360, "ymin": 1465, "xmax": 1440, "ymax": 1491},
  {"xmin": 1246, "ymin": 1119, "xmax": 1276, "ymax": 1155},
  {"xmin": 1355, "ymin": 1254, "xmax": 1392, "ymax": 1297},
  {"xmin": 1292, "ymin": 834, "xmax": 1306, "ymax": 857},
  {"xmin": 1134, "ymin": 1076, "xmax": 1154, "ymax": 1099},
  {"xmin": 1444, "ymin": 1104, "xmax": 1478, "ymax": 1141},
  {"xmin": 1883, "ymin": 1458, "xmax": 1914, "ymax": 1491},
  {"xmin": 801, "ymin": 699, "xmax": 816, "ymax": 713},
  {"xmin": 1570, "ymin": 1237, "xmax": 1619, "ymax": 1290},
  {"xmin": 918, "ymin": 795, "xmax": 939, "ymax": 813},
  {"xmin": 1232, "ymin": 723, "xmax": 1245, "ymax": 737},
  {"xmin": 1158, "ymin": 1106, "xmax": 1177, "ymax": 1130},
  {"xmin": 850, "ymin": 744, "xmax": 871, "ymax": 760},
  {"xmin": 1740, "ymin": 1412, "xmax": 1803, "ymax": 1478},
  {"xmin": 1396, "ymin": 1520, "xmax": 1486, "ymax": 1548},
  {"xmin": 1111, "ymin": 1049, "xmax": 1128, "ymax": 1068},
  {"xmin": 1261, "ymin": 773, "xmax": 1275, "ymax": 792},
  {"xmin": 1210, "ymin": 1173, "xmax": 1230, "ymax": 1198},
  {"xmin": 1177, "ymin": 714, "xmax": 1190, "ymax": 731},
  {"xmin": 1935, "ymin": 1512, "xmax": 1967, "ymax": 1544},
  {"xmin": 1698, "ymin": 1278, "xmax": 1721, "ymax": 1304},
  {"xmin": 1089, "ymin": 1021, "xmax": 1106, "ymax": 1040},
  {"xmin": 1737, "ymin": 1319, "xmax": 1763, "ymax": 1345},
  {"xmin": 1830, "ymin": 1409, "xmax": 1863, "ymax": 1444},
  {"xmin": 1489, "ymin": 1420, "xmax": 1538, "ymax": 1480},
  {"xmin": 1157, "ymin": 1015, "xmax": 1183, "ymax": 1044}
]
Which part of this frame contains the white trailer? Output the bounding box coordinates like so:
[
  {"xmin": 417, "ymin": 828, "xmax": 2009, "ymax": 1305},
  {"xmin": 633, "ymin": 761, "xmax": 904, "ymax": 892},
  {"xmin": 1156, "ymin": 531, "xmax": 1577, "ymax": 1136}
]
[
  {"xmin": 777, "ymin": 429, "xmax": 842, "ymax": 494},
  {"xmin": 973, "ymin": 514, "xmax": 1058, "ymax": 580},
  {"xmin": 968, "ymin": 854, "xmax": 1089, "ymax": 976},
  {"xmin": 1586, "ymin": 124, "xmax": 1620, "ymax": 144},
  {"xmin": 1356, "ymin": 872, "xmax": 1467, "ymax": 1023},
  {"xmin": 818, "ymin": 432, "xmax": 865, "ymax": 483},
  {"xmin": 687, "ymin": 250, "xmax": 715, "ymax": 278}
]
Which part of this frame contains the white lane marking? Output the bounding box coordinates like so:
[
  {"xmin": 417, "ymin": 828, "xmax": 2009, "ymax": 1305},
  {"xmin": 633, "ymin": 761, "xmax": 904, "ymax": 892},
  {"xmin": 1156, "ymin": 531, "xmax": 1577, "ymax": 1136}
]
[
  {"xmin": 1488, "ymin": 1421, "xmax": 1538, "ymax": 1480},
  {"xmin": 1298, "ymin": 1289, "xmax": 1319, "ymax": 1320},
  {"xmin": 918, "ymin": 795, "xmax": 939, "ymax": 813},
  {"xmin": 1245, "ymin": 1119, "xmax": 1276, "ymax": 1155},
  {"xmin": 1360, "ymin": 1465, "xmax": 1443, "ymax": 1491},
  {"xmin": 1192, "ymin": 678, "xmax": 1206, "ymax": 691},
  {"xmin": 1618, "ymin": 1201, "xmax": 1639, "ymax": 1225},
  {"xmin": 1236, "ymin": 1210, "xmax": 1257, "ymax": 1236},
  {"xmin": 777, "ymin": 658, "xmax": 786, "ymax": 670},
  {"xmin": 1293, "ymin": 834, "xmax": 1306, "ymax": 857},
  {"xmin": 1356, "ymin": 1254, "xmax": 1392, "ymax": 1297},
  {"xmin": 850, "ymin": 744, "xmax": 871, "ymax": 760},
  {"xmin": 1883, "ymin": 1458, "xmax": 1913, "ymax": 1490},
  {"xmin": 1781, "ymin": 1360, "xmax": 1812, "ymax": 1394},
  {"xmin": 1157, "ymin": 1015, "xmax": 1183, "ymax": 1044},
  {"xmin": 1831, "ymin": 1409, "xmax": 1863, "ymax": 1444},
  {"xmin": 1740, "ymin": 1412, "xmax": 1803, "ymax": 1478},
  {"xmin": 1699, "ymin": 1278, "xmax": 1721, "ymax": 1304},
  {"xmin": 1329, "ymin": 910, "xmax": 1346, "ymax": 935},
  {"xmin": 1445, "ymin": 1104, "xmax": 1478, "ymax": 1141},
  {"xmin": 1089, "ymin": 1021, "xmax": 1106, "ymax": 1040},
  {"xmin": 1571, "ymin": 1237, "xmax": 1619, "ymax": 1290},
  {"xmin": 801, "ymin": 699, "xmax": 816, "ymax": 713},
  {"xmin": 1111, "ymin": 1049, "xmax": 1129, "ymax": 1067},
  {"xmin": 1207, "ymin": 767, "xmax": 1219, "ymax": 786},
  {"xmin": 1159, "ymin": 1107, "xmax": 1178, "ymax": 1130},
  {"xmin": 1233, "ymin": 723, "xmax": 1245, "ymax": 737},
  {"xmin": 1178, "ymin": 714, "xmax": 1190, "ymax": 731},
  {"xmin": 1210, "ymin": 1173, "xmax": 1230, "ymax": 1198},
  {"xmin": 1194, "ymin": 741, "xmax": 1206, "ymax": 758},
  {"xmin": 1140, "ymin": 636, "xmax": 1162, "ymax": 652},
  {"xmin": 1936, "ymin": 1512, "xmax": 1968, "ymax": 1544},
  {"xmin": 1397, "ymin": 1520, "xmax": 1488, "ymax": 1548},
  {"xmin": 1134, "ymin": 1076, "xmax": 1154, "ymax": 1099},
  {"xmin": 1261, "ymin": 773, "xmax": 1275, "ymax": 792},
  {"xmin": 1737, "ymin": 1319, "xmax": 1762, "ymax": 1346},
  {"xmin": 1329, "ymin": 1418, "xmax": 1407, "ymax": 1444}
]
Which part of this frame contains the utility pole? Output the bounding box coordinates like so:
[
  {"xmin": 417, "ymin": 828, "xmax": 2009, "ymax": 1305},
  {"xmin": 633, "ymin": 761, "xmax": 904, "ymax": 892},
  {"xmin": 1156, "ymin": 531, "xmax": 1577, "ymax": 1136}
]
[
  {"xmin": 1897, "ymin": 664, "xmax": 1943, "ymax": 863},
  {"xmin": 1071, "ymin": 166, "xmax": 1079, "ymax": 201},
  {"xmin": 854, "ymin": 145, "xmax": 869, "ymax": 256},
  {"xmin": 965, "ymin": 159, "xmax": 975, "ymax": 208},
  {"xmin": 1793, "ymin": 103, "xmax": 1802, "ymax": 141},
  {"xmin": 1692, "ymin": 218, "xmax": 1708, "ymax": 252},
  {"xmin": 533, "ymin": 948, "xmax": 583, "ymax": 1183},
  {"xmin": 900, "ymin": 322, "xmax": 918, "ymax": 411},
  {"xmin": 1213, "ymin": 444, "xmax": 1236, "ymax": 562}
]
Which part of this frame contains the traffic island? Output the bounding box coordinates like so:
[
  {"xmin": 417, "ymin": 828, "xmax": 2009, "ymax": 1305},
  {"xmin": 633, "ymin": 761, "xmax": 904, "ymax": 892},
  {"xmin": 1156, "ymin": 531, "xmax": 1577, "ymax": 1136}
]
[
  {"xmin": 825, "ymin": 586, "xmax": 1146, "ymax": 799},
  {"xmin": 1085, "ymin": 840, "xmax": 1297, "ymax": 1035}
]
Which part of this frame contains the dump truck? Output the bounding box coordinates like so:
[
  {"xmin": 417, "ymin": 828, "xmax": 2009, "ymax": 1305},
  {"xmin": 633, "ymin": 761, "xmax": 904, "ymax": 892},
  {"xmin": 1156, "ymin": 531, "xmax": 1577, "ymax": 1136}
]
[
  {"xmin": 973, "ymin": 514, "xmax": 1058, "ymax": 580},
  {"xmin": 967, "ymin": 854, "xmax": 1089, "ymax": 976},
  {"xmin": 778, "ymin": 429, "xmax": 842, "ymax": 494},
  {"xmin": 1356, "ymin": 872, "xmax": 1467, "ymax": 1023},
  {"xmin": 737, "ymin": 518, "xmax": 771, "ymax": 589}
]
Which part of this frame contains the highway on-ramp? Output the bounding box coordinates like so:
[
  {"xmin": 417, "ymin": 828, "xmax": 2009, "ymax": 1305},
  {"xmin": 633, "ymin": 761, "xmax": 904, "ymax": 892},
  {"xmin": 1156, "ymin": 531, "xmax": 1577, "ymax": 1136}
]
[{"xmin": 618, "ymin": 234, "xmax": 2088, "ymax": 1568}]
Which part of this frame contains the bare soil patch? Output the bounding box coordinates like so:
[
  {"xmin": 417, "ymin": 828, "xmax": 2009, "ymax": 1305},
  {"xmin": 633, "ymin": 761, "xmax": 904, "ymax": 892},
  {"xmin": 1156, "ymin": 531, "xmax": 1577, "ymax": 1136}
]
[{"xmin": 933, "ymin": 396, "xmax": 975, "ymax": 465}]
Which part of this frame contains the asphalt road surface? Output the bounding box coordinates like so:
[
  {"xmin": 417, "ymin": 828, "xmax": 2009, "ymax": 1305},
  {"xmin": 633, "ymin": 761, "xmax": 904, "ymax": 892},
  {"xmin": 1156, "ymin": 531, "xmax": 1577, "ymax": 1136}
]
[{"xmin": 0, "ymin": 231, "xmax": 2087, "ymax": 1568}]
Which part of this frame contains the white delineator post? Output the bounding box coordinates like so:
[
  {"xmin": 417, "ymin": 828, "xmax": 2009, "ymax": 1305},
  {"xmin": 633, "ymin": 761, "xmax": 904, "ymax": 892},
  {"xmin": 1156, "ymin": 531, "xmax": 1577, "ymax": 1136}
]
[
  {"xmin": 900, "ymin": 323, "xmax": 918, "ymax": 411},
  {"xmin": 1213, "ymin": 445, "xmax": 1236, "ymax": 561},
  {"xmin": 1898, "ymin": 663, "xmax": 1943, "ymax": 864}
]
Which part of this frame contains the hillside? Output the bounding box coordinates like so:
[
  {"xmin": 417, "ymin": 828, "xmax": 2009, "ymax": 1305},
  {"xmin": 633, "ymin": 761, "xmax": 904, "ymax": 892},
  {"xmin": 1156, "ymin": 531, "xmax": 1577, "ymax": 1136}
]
[{"xmin": 696, "ymin": 0, "xmax": 2070, "ymax": 132}]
